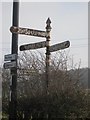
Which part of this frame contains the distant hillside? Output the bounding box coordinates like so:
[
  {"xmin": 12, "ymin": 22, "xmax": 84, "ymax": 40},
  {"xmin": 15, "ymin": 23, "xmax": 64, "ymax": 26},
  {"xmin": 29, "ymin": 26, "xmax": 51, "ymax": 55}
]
[{"xmin": 69, "ymin": 68, "xmax": 88, "ymax": 89}]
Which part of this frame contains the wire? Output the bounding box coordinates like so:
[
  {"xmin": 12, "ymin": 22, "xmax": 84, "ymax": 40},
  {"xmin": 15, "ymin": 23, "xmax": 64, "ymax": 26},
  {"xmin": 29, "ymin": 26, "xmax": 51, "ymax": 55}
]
[{"xmin": 1, "ymin": 37, "xmax": 89, "ymax": 50}]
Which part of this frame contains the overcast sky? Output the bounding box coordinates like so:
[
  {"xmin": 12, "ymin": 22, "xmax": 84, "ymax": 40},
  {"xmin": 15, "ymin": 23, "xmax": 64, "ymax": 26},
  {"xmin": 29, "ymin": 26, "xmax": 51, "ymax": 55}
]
[{"xmin": 1, "ymin": 1, "xmax": 88, "ymax": 68}]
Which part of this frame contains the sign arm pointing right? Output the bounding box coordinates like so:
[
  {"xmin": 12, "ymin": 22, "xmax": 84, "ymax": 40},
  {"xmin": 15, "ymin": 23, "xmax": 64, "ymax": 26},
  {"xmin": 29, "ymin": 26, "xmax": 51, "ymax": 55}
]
[{"xmin": 49, "ymin": 41, "xmax": 70, "ymax": 52}]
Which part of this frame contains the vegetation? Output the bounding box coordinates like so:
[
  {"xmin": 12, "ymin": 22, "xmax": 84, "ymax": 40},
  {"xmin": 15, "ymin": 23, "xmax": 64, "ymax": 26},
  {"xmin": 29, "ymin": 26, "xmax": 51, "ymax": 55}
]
[{"xmin": 2, "ymin": 51, "xmax": 90, "ymax": 119}]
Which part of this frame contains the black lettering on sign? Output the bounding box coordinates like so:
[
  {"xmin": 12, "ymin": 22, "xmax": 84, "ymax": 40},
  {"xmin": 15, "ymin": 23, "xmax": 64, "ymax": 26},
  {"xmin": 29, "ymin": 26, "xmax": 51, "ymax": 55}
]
[
  {"xmin": 10, "ymin": 26, "xmax": 49, "ymax": 38},
  {"xmin": 20, "ymin": 41, "xmax": 47, "ymax": 51}
]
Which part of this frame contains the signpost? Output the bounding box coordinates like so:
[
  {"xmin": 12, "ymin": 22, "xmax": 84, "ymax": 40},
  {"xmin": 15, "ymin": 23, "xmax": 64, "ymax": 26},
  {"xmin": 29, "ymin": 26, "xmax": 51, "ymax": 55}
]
[
  {"xmin": 4, "ymin": 54, "xmax": 17, "ymax": 61},
  {"xmin": 49, "ymin": 41, "xmax": 70, "ymax": 52},
  {"xmin": 10, "ymin": 26, "xmax": 49, "ymax": 38},
  {"xmin": 18, "ymin": 19, "xmax": 70, "ymax": 96},
  {"xmin": 8, "ymin": 2, "xmax": 70, "ymax": 118},
  {"xmin": 4, "ymin": 61, "xmax": 16, "ymax": 69},
  {"xmin": 20, "ymin": 41, "xmax": 47, "ymax": 51},
  {"xmin": 45, "ymin": 18, "xmax": 51, "ymax": 95}
]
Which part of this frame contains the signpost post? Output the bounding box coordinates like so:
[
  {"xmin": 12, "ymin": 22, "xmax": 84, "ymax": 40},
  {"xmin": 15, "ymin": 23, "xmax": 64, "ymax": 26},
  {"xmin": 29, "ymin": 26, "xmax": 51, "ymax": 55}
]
[
  {"xmin": 45, "ymin": 18, "xmax": 51, "ymax": 94},
  {"xmin": 9, "ymin": 1, "xmax": 19, "ymax": 120}
]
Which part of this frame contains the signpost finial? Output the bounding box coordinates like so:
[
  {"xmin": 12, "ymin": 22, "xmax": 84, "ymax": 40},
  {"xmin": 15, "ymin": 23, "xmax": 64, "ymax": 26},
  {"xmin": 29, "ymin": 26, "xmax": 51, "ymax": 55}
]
[
  {"xmin": 46, "ymin": 17, "xmax": 51, "ymax": 24},
  {"xmin": 46, "ymin": 17, "xmax": 51, "ymax": 32}
]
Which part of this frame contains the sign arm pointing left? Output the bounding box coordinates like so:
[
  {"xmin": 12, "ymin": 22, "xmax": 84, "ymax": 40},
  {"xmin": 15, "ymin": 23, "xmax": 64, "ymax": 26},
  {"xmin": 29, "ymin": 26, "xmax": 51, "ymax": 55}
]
[{"xmin": 10, "ymin": 26, "xmax": 48, "ymax": 38}]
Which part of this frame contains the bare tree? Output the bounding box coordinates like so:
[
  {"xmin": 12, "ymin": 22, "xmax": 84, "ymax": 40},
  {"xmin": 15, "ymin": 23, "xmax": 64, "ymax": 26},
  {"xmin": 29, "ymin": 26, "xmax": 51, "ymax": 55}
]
[{"xmin": 2, "ymin": 50, "xmax": 89, "ymax": 119}]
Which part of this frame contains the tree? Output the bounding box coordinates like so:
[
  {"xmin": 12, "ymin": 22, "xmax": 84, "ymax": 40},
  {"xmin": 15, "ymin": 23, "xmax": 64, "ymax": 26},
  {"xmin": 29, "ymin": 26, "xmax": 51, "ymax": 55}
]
[{"xmin": 2, "ymin": 51, "xmax": 90, "ymax": 119}]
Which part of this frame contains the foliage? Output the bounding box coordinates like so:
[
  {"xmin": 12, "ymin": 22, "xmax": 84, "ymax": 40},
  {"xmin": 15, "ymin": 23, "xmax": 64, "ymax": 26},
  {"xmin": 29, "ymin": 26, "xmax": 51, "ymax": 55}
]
[{"xmin": 2, "ymin": 51, "xmax": 90, "ymax": 119}]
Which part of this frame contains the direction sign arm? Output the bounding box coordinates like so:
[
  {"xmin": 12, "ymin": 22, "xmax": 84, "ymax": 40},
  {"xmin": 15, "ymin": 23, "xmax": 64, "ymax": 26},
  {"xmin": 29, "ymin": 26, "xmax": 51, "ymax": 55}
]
[
  {"xmin": 20, "ymin": 41, "xmax": 47, "ymax": 51},
  {"xmin": 49, "ymin": 41, "xmax": 70, "ymax": 52},
  {"xmin": 10, "ymin": 26, "xmax": 48, "ymax": 38}
]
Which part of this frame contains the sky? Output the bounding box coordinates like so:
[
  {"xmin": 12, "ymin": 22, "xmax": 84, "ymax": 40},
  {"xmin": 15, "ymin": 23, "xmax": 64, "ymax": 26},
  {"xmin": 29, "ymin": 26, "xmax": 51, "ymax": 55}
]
[{"xmin": 1, "ymin": 1, "xmax": 88, "ymax": 69}]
